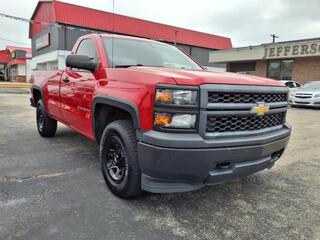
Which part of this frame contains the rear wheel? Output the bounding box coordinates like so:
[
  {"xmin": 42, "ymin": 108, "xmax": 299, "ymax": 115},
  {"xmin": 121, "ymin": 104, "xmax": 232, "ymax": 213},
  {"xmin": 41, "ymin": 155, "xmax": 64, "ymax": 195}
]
[
  {"xmin": 100, "ymin": 120, "xmax": 141, "ymax": 198},
  {"xmin": 36, "ymin": 100, "xmax": 57, "ymax": 137}
]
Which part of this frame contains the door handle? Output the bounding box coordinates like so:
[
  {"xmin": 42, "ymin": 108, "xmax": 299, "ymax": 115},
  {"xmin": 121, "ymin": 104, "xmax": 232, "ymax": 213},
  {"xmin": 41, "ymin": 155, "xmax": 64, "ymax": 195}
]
[{"xmin": 62, "ymin": 77, "xmax": 70, "ymax": 83}]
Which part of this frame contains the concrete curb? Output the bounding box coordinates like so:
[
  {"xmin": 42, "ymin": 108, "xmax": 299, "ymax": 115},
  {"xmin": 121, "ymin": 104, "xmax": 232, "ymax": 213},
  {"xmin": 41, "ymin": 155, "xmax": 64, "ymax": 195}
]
[{"xmin": 0, "ymin": 82, "xmax": 31, "ymax": 88}]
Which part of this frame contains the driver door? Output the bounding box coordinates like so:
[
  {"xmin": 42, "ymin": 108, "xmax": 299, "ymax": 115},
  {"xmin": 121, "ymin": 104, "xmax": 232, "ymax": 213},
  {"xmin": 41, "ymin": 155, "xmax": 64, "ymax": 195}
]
[{"xmin": 60, "ymin": 38, "xmax": 98, "ymax": 136}]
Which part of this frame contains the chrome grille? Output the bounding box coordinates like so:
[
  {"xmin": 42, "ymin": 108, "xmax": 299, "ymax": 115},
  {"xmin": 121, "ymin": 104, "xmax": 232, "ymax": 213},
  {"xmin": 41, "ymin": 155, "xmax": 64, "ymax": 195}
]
[
  {"xmin": 295, "ymin": 93, "xmax": 312, "ymax": 99},
  {"xmin": 206, "ymin": 112, "xmax": 285, "ymax": 133},
  {"xmin": 208, "ymin": 92, "xmax": 288, "ymax": 103}
]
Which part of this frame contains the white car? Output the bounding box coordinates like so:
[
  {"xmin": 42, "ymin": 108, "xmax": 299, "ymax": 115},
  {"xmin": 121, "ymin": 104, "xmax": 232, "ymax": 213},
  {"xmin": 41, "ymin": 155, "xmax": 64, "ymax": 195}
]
[{"xmin": 289, "ymin": 81, "xmax": 320, "ymax": 108}]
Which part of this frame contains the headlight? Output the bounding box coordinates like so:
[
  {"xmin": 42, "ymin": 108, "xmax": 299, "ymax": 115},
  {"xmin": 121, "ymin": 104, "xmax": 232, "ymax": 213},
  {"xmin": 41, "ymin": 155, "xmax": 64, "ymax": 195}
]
[
  {"xmin": 314, "ymin": 93, "xmax": 320, "ymax": 98},
  {"xmin": 155, "ymin": 89, "xmax": 198, "ymax": 106},
  {"xmin": 153, "ymin": 86, "xmax": 199, "ymax": 131},
  {"xmin": 154, "ymin": 112, "xmax": 196, "ymax": 129}
]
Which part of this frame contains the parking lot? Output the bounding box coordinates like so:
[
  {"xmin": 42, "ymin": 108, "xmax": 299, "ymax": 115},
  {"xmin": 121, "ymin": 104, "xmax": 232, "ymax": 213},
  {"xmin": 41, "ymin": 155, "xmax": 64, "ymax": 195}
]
[{"xmin": 0, "ymin": 92, "xmax": 320, "ymax": 240}]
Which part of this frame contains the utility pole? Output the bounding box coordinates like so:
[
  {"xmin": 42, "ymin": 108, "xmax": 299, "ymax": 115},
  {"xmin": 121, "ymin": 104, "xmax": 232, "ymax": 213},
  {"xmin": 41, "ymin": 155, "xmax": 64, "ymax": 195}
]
[{"xmin": 270, "ymin": 34, "xmax": 279, "ymax": 43}]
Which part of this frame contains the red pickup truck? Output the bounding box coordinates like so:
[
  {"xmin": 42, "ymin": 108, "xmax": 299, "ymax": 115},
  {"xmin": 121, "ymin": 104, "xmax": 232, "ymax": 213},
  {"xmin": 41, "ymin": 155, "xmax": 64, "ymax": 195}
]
[{"xmin": 31, "ymin": 34, "xmax": 291, "ymax": 198}]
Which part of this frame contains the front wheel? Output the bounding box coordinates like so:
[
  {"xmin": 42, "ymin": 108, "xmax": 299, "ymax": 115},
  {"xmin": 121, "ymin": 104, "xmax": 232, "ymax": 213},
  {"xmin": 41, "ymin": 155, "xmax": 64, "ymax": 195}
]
[
  {"xmin": 100, "ymin": 120, "xmax": 141, "ymax": 198},
  {"xmin": 36, "ymin": 100, "xmax": 57, "ymax": 137}
]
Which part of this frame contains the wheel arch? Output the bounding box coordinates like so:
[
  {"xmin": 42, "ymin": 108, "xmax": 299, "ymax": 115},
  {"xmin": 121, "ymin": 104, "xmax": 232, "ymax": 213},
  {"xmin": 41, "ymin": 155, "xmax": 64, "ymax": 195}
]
[
  {"xmin": 31, "ymin": 85, "xmax": 44, "ymax": 107},
  {"xmin": 92, "ymin": 96, "xmax": 140, "ymax": 143}
]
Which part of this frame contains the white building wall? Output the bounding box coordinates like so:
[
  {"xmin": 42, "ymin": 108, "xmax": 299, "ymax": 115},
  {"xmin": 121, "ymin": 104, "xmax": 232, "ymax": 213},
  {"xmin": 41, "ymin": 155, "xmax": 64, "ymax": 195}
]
[
  {"xmin": 209, "ymin": 46, "xmax": 265, "ymax": 63},
  {"xmin": 17, "ymin": 64, "xmax": 26, "ymax": 75},
  {"xmin": 26, "ymin": 59, "xmax": 32, "ymax": 82},
  {"xmin": 30, "ymin": 50, "xmax": 71, "ymax": 70}
]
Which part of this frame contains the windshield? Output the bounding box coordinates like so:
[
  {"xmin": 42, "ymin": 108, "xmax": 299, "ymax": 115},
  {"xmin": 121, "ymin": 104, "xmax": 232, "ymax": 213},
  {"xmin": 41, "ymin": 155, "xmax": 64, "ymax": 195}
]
[
  {"xmin": 103, "ymin": 38, "xmax": 202, "ymax": 70},
  {"xmin": 300, "ymin": 81, "xmax": 320, "ymax": 90}
]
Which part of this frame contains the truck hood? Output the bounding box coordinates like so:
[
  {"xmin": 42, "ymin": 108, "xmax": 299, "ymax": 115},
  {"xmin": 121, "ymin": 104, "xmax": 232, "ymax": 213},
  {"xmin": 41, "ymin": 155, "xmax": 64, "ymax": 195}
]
[{"xmin": 129, "ymin": 67, "xmax": 285, "ymax": 87}]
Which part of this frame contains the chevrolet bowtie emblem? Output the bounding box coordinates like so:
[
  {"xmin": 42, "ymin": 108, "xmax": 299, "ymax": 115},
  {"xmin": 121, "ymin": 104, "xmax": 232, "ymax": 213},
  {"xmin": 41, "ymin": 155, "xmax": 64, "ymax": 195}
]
[{"xmin": 251, "ymin": 103, "xmax": 269, "ymax": 116}]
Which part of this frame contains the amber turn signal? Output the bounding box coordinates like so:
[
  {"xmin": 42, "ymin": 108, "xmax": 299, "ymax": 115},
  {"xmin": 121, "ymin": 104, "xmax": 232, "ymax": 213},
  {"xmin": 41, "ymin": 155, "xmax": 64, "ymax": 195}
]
[
  {"xmin": 155, "ymin": 90, "xmax": 173, "ymax": 103},
  {"xmin": 154, "ymin": 113, "xmax": 172, "ymax": 127}
]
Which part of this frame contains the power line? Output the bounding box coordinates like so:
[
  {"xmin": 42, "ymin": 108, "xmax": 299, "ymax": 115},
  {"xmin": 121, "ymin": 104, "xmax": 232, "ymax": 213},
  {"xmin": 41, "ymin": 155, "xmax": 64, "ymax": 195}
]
[
  {"xmin": 0, "ymin": 12, "xmax": 31, "ymax": 25},
  {"xmin": 0, "ymin": 11, "xmax": 107, "ymax": 33},
  {"xmin": 234, "ymin": 32, "xmax": 320, "ymax": 43},
  {"xmin": 0, "ymin": 37, "xmax": 30, "ymax": 46},
  {"xmin": 1, "ymin": 11, "xmax": 320, "ymax": 47}
]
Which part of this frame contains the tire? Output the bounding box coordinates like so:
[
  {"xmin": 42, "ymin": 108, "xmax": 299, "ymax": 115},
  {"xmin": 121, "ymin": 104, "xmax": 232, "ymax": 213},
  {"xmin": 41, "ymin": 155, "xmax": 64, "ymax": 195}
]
[
  {"xmin": 36, "ymin": 100, "xmax": 57, "ymax": 137},
  {"xmin": 100, "ymin": 120, "xmax": 141, "ymax": 198}
]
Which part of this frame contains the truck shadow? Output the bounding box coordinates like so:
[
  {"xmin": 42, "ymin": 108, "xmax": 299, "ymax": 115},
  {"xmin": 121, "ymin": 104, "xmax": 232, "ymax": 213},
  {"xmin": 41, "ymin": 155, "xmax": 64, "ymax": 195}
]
[
  {"xmin": 52, "ymin": 127, "xmax": 312, "ymax": 239},
  {"xmin": 55, "ymin": 125, "xmax": 276, "ymax": 201},
  {"xmin": 55, "ymin": 126, "xmax": 276, "ymax": 203},
  {"xmin": 124, "ymin": 168, "xmax": 308, "ymax": 240}
]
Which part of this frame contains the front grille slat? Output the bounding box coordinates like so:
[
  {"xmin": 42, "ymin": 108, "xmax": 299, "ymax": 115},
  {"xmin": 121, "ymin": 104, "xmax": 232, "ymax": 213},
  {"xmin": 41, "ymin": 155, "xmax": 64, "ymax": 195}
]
[
  {"xmin": 208, "ymin": 92, "xmax": 287, "ymax": 104},
  {"xmin": 206, "ymin": 112, "xmax": 285, "ymax": 133}
]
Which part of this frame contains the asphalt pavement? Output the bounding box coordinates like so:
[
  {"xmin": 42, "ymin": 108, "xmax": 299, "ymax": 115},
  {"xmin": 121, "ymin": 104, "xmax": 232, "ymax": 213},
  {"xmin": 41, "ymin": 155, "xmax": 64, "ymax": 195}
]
[{"xmin": 0, "ymin": 92, "xmax": 319, "ymax": 240}]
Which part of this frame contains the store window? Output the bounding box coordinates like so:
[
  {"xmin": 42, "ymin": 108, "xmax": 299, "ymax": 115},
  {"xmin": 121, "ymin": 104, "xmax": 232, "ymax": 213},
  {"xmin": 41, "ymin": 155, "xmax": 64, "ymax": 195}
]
[
  {"xmin": 10, "ymin": 65, "xmax": 18, "ymax": 81},
  {"xmin": 267, "ymin": 60, "xmax": 294, "ymax": 80},
  {"xmin": 229, "ymin": 62, "xmax": 256, "ymax": 74}
]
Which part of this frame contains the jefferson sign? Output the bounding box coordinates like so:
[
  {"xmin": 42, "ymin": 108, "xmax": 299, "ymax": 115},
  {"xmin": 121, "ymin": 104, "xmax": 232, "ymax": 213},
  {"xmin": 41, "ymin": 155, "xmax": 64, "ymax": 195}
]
[
  {"xmin": 263, "ymin": 41, "xmax": 320, "ymax": 59},
  {"xmin": 209, "ymin": 39, "xmax": 320, "ymax": 63}
]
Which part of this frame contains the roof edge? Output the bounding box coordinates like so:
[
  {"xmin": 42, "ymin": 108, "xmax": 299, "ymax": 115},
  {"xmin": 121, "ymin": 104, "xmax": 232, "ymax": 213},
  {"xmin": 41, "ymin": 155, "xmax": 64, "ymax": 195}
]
[
  {"xmin": 29, "ymin": 0, "xmax": 54, "ymax": 38},
  {"xmin": 219, "ymin": 37, "xmax": 320, "ymax": 53},
  {"xmin": 53, "ymin": 1, "xmax": 232, "ymax": 43}
]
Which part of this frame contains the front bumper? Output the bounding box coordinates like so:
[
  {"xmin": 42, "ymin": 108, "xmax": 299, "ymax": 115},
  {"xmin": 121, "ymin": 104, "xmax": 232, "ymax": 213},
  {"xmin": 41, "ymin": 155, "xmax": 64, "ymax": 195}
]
[
  {"xmin": 137, "ymin": 126, "xmax": 291, "ymax": 193},
  {"xmin": 289, "ymin": 97, "xmax": 320, "ymax": 107}
]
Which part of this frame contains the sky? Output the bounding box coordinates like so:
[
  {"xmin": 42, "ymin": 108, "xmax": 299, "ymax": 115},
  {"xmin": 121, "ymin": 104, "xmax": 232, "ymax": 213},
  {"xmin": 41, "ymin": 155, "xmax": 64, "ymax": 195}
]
[{"xmin": 1, "ymin": 0, "xmax": 320, "ymax": 50}]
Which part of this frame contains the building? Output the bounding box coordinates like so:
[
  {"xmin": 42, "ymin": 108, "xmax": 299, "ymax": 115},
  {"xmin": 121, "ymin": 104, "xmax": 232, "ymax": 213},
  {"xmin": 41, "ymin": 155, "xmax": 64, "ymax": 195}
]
[
  {"xmin": 209, "ymin": 38, "xmax": 320, "ymax": 84},
  {"xmin": 0, "ymin": 50, "xmax": 10, "ymax": 81},
  {"xmin": 29, "ymin": 0, "xmax": 232, "ymax": 70},
  {"xmin": 0, "ymin": 46, "xmax": 32, "ymax": 82}
]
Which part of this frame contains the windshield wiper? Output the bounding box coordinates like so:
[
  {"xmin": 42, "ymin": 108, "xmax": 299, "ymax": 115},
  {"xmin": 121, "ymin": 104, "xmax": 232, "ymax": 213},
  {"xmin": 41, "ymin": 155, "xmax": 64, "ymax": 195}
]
[
  {"xmin": 114, "ymin": 64, "xmax": 145, "ymax": 68},
  {"xmin": 114, "ymin": 64, "xmax": 166, "ymax": 68}
]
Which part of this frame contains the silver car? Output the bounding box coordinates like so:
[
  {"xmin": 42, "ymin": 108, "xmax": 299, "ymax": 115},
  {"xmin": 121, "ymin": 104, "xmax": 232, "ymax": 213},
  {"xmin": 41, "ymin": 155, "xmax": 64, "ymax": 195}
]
[{"xmin": 289, "ymin": 81, "xmax": 320, "ymax": 108}]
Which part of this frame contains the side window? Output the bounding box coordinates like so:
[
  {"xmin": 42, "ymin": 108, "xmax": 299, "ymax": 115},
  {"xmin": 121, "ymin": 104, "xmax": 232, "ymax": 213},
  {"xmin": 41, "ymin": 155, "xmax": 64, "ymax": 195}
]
[
  {"xmin": 76, "ymin": 39, "xmax": 97, "ymax": 60},
  {"xmin": 295, "ymin": 82, "xmax": 301, "ymax": 88}
]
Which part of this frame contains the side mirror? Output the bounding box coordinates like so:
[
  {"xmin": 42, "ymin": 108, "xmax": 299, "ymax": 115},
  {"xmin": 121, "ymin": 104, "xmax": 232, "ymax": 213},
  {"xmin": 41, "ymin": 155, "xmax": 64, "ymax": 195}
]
[{"xmin": 66, "ymin": 55, "xmax": 98, "ymax": 72}]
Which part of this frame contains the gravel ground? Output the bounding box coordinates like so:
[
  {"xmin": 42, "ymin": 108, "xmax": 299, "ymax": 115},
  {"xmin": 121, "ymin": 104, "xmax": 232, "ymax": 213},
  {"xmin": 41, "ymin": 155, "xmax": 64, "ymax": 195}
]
[{"xmin": 0, "ymin": 92, "xmax": 319, "ymax": 240}]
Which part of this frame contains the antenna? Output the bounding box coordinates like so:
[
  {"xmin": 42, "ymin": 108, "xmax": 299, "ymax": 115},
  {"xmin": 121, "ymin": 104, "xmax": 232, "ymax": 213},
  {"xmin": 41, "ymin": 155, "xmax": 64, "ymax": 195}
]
[{"xmin": 111, "ymin": 0, "xmax": 115, "ymax": 67}]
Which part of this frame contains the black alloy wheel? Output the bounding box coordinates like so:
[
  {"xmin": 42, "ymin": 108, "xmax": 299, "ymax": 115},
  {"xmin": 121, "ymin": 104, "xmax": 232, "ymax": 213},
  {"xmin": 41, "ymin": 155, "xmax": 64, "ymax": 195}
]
[
  {"xmin": 100, "ymin": 120, "xmax": 141, "ymax": 198},
  {"xmin": 104, "ymin": 134, "xmax": 128, "ymax": 183},
  {"xmin": 36, "ymin": 100, "xmax": 57, "ymax": 137},
  {"xmin": 36, "ymin": 105, "xmax": 44, "ymax": 132}
]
